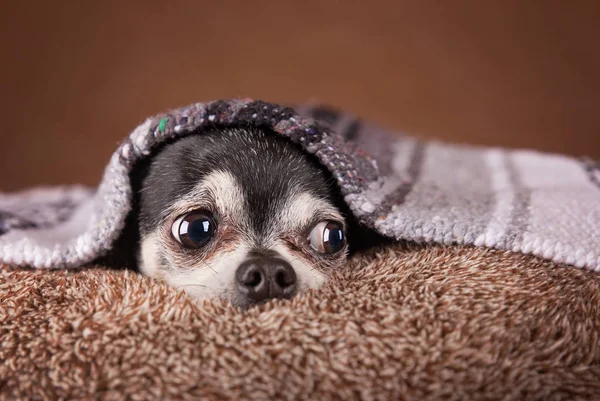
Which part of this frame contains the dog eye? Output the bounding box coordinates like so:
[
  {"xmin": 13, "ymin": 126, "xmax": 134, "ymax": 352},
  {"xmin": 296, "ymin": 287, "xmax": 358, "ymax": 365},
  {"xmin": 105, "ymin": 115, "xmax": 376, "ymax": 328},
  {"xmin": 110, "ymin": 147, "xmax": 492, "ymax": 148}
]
[
  {"xmin": 171, "ymin": 211, "xmax": 216, "ymax": 248},
  {"xmin": 308, "ymin": 221, "xmax": 346, "ymax": 254}
]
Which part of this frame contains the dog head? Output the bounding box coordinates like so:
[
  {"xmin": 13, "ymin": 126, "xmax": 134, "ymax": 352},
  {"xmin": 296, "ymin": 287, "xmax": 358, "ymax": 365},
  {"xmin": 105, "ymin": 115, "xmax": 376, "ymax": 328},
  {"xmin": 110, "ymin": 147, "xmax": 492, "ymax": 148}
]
[{"xmin": 137, "ymin": 127, "xmax": 348, "ymax": 308}]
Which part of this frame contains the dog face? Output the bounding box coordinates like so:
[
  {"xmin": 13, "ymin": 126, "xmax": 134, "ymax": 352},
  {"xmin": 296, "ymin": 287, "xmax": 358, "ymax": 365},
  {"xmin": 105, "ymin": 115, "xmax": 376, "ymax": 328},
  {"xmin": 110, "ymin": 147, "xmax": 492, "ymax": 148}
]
[{"xmin": 137, "ymin": 127, "xmax": 348, "ymax": 308}]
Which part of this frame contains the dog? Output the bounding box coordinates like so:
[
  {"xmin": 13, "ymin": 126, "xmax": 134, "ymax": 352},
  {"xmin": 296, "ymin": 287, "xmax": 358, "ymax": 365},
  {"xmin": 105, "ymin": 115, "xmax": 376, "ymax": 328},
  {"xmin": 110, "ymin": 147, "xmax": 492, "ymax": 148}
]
[{"xmin": 130, "ymin": 126, "xmax": 361, "ymax": 309}]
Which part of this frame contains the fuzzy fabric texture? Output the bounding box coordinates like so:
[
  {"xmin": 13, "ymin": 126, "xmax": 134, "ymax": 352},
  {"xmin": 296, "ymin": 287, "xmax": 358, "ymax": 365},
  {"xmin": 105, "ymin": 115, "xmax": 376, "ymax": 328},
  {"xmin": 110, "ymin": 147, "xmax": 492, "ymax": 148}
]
[
  {"xmin": 1, "ymin": 244, "xmax": 600, "ymax": 401},
  {"xmin": 0, "ymin": 99, "xmax": 598, "ymax": 270}
]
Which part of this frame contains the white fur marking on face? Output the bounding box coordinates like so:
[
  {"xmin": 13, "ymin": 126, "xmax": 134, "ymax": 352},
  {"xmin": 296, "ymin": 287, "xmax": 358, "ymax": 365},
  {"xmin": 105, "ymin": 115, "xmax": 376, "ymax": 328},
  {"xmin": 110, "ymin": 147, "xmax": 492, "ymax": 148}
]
[
  {"xmin": 202, "ymin": 170, "xmax": 245, "ymax": 218},
  {"xmin": 164, "ymin": 243, "xmax": 249, "ymax": 300},
  {"xmin": 278, "ymin": 192, "xmax": 343, "ymax": 232},
  {"xmin": 169, "ymin": 170, "xmax": 247, "ymax": 226},
  {"xmin": 273, "ymin": 242, "xmax": 328, "ymax": 292},
  {"xmin": 140, "ymin": 233, "xmax": 327, "ymax": 300},
  {"xmin": 139, "ymin": 232, "xmax": 161, "ymax": 277}
]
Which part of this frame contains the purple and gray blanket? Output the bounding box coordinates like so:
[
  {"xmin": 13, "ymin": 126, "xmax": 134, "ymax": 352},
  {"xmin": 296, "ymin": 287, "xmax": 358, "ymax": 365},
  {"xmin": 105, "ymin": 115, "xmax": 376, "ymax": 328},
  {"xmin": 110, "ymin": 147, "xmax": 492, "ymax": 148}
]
[{"xmin": 1, "ymin": 99, "xmax": 599, "ymax": 270}]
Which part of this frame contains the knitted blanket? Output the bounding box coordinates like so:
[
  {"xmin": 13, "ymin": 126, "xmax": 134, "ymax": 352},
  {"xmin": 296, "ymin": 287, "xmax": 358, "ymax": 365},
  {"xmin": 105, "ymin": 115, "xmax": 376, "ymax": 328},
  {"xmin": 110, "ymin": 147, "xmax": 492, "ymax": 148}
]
[{"xmin": 0, "ymin": 99, "xmax": 599, "ymax": 270}]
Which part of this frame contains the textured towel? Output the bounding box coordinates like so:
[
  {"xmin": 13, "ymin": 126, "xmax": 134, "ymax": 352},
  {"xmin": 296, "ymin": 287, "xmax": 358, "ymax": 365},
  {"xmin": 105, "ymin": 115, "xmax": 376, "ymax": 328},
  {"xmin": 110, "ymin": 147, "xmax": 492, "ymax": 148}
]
[
  {"xmin": 0, "ymin": 99, "xmax": 599, "ymax": 270},
  {"xmin": 3, "ymin": 245, "xmax": 600, "ymax": 400}
]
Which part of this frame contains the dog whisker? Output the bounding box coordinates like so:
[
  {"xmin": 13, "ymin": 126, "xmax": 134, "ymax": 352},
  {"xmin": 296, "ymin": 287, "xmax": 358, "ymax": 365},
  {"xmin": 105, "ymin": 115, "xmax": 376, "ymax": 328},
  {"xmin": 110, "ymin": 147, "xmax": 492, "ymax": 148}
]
[{"xmin": 176, "ymin": 283, "xmax": 208, "ymax": 289}]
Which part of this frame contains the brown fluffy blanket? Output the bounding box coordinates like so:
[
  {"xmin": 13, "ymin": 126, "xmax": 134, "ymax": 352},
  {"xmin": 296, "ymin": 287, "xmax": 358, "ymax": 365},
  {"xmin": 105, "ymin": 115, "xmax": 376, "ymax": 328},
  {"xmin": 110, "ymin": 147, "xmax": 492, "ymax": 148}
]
[{"xmin": 1, "ymin": 245, "xmax": 600, "ymax": 401}]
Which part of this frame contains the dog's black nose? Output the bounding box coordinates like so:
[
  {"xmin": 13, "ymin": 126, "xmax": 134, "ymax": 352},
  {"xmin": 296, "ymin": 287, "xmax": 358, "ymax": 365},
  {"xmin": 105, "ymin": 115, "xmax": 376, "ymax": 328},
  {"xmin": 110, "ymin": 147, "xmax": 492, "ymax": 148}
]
[{"xmin": 235, "ymin": 258, "xmax": 297, "ymax": 303}]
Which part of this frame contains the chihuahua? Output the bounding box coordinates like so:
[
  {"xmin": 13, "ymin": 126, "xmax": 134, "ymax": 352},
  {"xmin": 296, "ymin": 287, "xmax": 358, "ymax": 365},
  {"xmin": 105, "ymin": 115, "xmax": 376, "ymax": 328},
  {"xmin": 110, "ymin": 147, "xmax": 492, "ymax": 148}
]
[{"xmin": 134, "ymin": 127, "xmax": 354, "ymax": 309}]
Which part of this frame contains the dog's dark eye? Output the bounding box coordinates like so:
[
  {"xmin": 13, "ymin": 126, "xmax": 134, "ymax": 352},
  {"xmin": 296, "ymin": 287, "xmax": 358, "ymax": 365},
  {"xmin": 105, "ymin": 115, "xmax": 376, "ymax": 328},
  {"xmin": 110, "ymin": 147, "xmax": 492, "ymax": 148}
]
[
  {"xmin": 308, "ymin": 221, "xmax": 346, "ymax": 254},
  {"xmin": 171, "ymin": 211, "xmax": 216, "ymax": 248}
]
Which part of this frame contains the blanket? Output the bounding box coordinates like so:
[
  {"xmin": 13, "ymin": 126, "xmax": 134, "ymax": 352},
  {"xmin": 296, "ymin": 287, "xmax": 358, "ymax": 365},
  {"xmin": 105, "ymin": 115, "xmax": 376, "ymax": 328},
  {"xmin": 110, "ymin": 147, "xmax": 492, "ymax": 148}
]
[
  {"xmin": 0, "ymin": 99, "xmax": 599, "ymax": 270},
  {"xmin": 2, "ymin": 245, "xmax": 599, "ymax": 400}
]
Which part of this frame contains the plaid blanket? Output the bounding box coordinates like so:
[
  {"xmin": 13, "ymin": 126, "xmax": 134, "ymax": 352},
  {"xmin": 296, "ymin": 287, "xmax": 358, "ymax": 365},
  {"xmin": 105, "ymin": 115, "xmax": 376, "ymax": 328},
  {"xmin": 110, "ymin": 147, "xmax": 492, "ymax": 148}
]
[{"xmin": 1, "ymin": 99, "xmax": 599, "ymax": 270}]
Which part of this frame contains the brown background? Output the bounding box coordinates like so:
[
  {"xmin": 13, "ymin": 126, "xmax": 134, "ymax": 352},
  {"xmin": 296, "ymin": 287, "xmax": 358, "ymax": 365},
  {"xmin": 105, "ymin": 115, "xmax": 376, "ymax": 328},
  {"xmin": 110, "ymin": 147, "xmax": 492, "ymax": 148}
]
[{"xmin": 1, "ymin": 1, "xmax": 599, "ymax": 192}]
